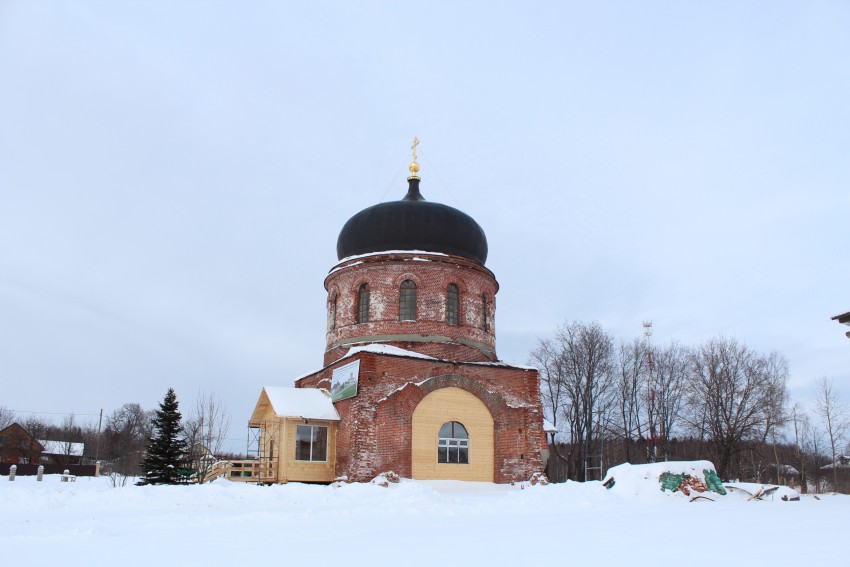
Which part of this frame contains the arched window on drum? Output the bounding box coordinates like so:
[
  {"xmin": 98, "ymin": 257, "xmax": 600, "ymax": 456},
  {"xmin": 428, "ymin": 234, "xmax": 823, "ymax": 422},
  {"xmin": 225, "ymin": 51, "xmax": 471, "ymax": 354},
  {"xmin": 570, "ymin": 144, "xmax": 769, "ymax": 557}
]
[
  {"xmin": 399, "ymin": 279, "xmax": 417, "ymax": 321},
  {"xmin": 446, "ymin": 284, "xmax": 459, "ymax": 325},
  {"xmin": 357, "ymin": 283, "xmax": 370, "ymax": 324}
]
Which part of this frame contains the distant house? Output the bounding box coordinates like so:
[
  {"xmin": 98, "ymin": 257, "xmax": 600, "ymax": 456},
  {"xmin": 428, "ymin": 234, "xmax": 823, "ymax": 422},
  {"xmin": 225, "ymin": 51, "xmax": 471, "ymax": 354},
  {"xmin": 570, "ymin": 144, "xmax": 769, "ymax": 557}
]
[
  {"xmin": 0, "ymin": 423, "xmax": 44, "ymax": 464},
  {"xmin": 821, "ymin": 456, "xmax": 850, "ymax": 470},
  {"xmin": 187, "ymin": 442, "xmax": 217, "ymax": 475},
  {"xmin": 820, "ymin": 456, "xmax": 850, "ymax": 492},
  {"xmin": 765, "ymin": 463, "xmax": 800, "ymax": 487},
  {"xmin": 831, "ymin": 310, "xmax": 850, "ymax": 340},
  {"xmin": 38, "ymin": 439, "xmax": 85, "ymax": 466}
]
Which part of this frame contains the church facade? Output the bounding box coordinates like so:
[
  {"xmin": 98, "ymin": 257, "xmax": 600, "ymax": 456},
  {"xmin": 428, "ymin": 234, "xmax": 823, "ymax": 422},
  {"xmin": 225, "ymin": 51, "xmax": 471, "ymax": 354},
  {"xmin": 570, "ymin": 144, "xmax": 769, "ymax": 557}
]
[{"xmin": 250, "ymin": 150, "xmax": 549, "ymax": 484}]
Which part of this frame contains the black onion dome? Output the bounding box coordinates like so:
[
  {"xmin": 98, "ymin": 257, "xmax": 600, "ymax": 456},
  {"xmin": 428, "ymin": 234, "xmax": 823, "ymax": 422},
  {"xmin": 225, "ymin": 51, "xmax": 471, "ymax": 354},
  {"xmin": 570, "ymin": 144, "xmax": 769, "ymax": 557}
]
[{"xmin": 336, "ymin": 178, "xmax": 489, "ymax": 264}]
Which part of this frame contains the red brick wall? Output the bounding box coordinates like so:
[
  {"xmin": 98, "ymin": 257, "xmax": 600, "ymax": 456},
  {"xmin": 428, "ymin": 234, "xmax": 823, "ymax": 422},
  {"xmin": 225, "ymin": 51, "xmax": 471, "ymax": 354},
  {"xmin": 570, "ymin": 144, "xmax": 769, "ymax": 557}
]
[
  {"xmin": 297, "ymin": 351, "xmax": 546, "ymax": 483},
  {"xmin": 0, "ymin": 423, "xmax": 42, "ymax": 464},
  {"xmin": 323, "ymin": 252, "xmax": 499, "ymax": 366}
]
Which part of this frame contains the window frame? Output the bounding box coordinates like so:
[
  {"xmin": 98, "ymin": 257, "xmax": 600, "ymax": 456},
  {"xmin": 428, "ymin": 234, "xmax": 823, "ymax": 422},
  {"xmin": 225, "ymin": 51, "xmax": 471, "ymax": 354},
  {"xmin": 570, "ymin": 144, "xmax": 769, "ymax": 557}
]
[
  {"xmin": 446, "ymin": 283, "xmax": 459, "ymax": 325},
  {"xmin": 437, "ymin": 421, "xmax": 469, "ymax": 465},
  {"xmin": 399, "ymin": 279, "xmax": 417, "ymax": 321},
  {"xmin": 294, "ymin": 424, "xmax": 328, "ymax": 462},
  {"xmin": 357, "ymin": 284, "xmax": 370, "ymax": 324}
]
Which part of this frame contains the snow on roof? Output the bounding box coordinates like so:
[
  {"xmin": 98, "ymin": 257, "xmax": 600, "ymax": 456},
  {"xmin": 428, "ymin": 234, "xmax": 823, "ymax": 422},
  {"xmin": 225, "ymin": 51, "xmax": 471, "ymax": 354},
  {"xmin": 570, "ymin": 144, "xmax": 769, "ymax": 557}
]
[
  {"xmin": 468, "ymin": 360, "xmax": 537, "ymax": 371},
  {"xmin": 543, "ymin": 419, "xmax": 558, "ymax": 433},
  {"xmin": 343, "ymin": 344, "xmax": 536, "ymax": 371},
  {"xmin": 776, "ymin": 464, "xmax": 800, "ymax": 475},
  {"xmin": 345, "ymin": 344, "xmax": 436, "ymax": 360},
  {"xmin": 262, "ymin": 387, "xmax": 340, "ymax": 421},
  {"xmin": 820, "ymin": 456, "xmax": 850, "ymax": 470},
  {"xmin": 327, "ymin": 260, "xmax": 363, "ymax": 276},
  {"xmin": 38, "ymin": 440, "xmax": 84, "ymax": 456},
  {"xmin": 294, "ymin": 344, "xmax": 537, "ymax": 387}
]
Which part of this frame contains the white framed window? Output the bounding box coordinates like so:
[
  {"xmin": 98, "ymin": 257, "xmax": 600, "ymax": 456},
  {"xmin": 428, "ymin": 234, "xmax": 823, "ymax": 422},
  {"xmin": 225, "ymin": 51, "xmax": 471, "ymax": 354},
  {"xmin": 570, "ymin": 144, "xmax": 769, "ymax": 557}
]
[
  {"xmin": 438, "ymin": 421, "xmax": 469, "ymax": 464},
  {"xmin": 295, "ymin": 425, "xmax": 328, "ymax": 462}
]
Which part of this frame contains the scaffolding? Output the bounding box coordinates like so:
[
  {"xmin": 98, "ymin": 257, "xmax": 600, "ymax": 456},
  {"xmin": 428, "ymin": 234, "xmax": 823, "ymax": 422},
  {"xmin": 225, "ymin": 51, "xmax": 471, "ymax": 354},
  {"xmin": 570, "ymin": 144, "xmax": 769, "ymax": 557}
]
[
  {"xmin": 247, "ymin": 420, "xmax": 280, "ymax": 484},
  {"xmin": 246, "ymin": 425, "xmax": 260, "ymax": 459}
]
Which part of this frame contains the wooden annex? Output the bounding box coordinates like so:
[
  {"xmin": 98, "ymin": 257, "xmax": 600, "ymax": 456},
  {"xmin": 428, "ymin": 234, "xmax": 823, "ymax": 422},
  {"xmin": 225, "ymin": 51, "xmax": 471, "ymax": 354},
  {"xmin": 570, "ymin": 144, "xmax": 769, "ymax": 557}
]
[{"xmin": 248, "ymin": 387, "xmax": 339, "ymax": 484}]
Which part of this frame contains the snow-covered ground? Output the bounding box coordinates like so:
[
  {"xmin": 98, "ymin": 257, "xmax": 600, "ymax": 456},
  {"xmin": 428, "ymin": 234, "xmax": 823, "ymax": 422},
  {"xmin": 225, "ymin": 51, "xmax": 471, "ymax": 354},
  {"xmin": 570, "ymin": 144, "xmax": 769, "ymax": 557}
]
[{"xmin": 1, "ymin": 475, "xmax": 845, "ymax": 566}]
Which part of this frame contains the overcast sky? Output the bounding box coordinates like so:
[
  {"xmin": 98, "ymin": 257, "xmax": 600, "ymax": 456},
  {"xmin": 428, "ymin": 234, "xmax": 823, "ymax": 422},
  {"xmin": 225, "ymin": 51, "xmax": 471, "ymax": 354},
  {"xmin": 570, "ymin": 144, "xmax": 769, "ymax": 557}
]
[{"xmin": 1, "ymin": 1, "xmax": 848, "ymax": 452}]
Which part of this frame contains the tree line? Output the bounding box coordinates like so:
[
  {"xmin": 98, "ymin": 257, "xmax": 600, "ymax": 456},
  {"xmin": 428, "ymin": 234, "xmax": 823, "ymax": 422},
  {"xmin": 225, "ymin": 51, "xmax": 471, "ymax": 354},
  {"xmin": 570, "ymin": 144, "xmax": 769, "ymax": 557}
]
[
  {"xmin": 0, "ymin": 389, "xmax": 233, "ymax": 483},
  {"xmin": 532, "ymin": 320, "xmax": 849, "ymax": 492}
]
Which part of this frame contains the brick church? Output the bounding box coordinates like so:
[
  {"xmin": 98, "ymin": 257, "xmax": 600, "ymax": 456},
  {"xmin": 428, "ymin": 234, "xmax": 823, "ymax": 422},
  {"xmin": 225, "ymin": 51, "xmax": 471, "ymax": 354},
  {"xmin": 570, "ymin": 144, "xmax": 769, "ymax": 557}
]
[{"xmin": 249, "ymin": 145, "xmax": 550, "ymax": 484}]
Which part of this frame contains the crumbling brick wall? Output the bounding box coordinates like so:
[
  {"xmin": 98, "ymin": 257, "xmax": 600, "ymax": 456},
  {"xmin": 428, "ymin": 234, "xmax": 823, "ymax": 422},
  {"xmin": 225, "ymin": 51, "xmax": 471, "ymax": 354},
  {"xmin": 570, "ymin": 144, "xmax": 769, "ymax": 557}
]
[
  {"xmin": 323, "ymin": 252, "xmax": 499, "ymax": 365},
  {"xmin": 297, "ymin": 351, "xmax": 546, "ymax": 483}
]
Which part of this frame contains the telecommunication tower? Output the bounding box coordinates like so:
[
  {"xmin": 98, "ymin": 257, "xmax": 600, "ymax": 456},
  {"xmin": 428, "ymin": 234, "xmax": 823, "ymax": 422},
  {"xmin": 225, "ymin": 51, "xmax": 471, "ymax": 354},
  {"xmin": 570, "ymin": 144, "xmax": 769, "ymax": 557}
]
[{"xmin": 643, "ymin": 321, "xmax": 658, "ymax": 462}]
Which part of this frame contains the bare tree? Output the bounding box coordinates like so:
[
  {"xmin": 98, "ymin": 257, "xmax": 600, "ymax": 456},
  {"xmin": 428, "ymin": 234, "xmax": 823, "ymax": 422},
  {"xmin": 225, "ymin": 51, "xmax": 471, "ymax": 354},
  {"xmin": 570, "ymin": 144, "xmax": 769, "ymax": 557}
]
[
  {"xmin": 104, "ymin": 403, "xmax": 153, "ymax": 478},
  {"xmin": 814, "ymin": 377, "xmax": 848, "ymax": 492},
  {"xmin": 530, "ymin": 336, "xmax": 570, "ymax": 470},
  {"xmin": 759, "ymin": 352, "xmax": 790, "ymax": 484},
  {"xmin": 614, "ymin": 338, "xmax": 647, "ymax": 463},
  {"xmin": 0, "ymin": 406, "xmax": 15, "ymax": 430},
  {"xmin": 790, "ymin": 403, "xmax": 818, "ymax": 493},
  {"xmin": 539, "ymin": 321, "xmax": 615, "ymax": 481},
  {"xmin": 22, "ymin": 415, "xmax": 50, "ymax": 439},
  {"xmin": 645, "ymin": 342, "xmax": 689, "ymax": 461},
  {"xmin": 685, "ymin": 336, "xmax": 788, "ymax": 480},
  {"xmin": 184, "ymin": 391, "xmax": 232, "ymax": 484},
  {"xmin": 531, "ymin": 321, "xmax": 616, "ymax": 480},
  {"xmin": 51, "ymin": 413, "xmax": 88, "ymax": 465}
]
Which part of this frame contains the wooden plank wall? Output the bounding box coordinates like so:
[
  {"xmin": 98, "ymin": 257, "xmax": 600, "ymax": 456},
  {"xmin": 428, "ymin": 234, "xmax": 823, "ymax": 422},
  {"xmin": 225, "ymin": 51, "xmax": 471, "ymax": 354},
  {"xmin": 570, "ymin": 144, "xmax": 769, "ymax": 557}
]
[
  {"xmin": 278, "ymin": 418, "xmax": 337, "ymax": 483},
  {"xmin": 411, "ymin": 387, "xmax": 494, "ymax": 482}
]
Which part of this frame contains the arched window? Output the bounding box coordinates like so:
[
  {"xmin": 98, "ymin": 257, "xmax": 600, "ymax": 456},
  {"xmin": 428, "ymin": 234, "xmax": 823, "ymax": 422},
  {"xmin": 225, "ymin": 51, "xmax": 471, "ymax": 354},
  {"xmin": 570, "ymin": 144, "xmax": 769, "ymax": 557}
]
[
  {"xmin": 482, "ymin": 293, "xmax": 489, "ymax": 331},
  {"xmin": 446, "ymin": 284, "xmax": 459, "ymax": 325},
  {"xmin": 357, "ymin": 284, "xmax": 370, "ymax": 324},
  {"xmin": 399, "ymin": 279, "xmax": 417, "ymax": 321},
  {"xmin": 438, "ymin": 421, "xmax": 469, "ymax": 464}
]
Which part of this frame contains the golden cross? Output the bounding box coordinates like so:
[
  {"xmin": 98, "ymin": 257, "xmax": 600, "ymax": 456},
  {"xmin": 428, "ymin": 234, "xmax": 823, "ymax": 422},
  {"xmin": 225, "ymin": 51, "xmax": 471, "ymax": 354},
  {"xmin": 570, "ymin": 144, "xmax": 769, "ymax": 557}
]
[{"xmin": 411, "ymin": 136, "xmax": 420, "ymax": 161}]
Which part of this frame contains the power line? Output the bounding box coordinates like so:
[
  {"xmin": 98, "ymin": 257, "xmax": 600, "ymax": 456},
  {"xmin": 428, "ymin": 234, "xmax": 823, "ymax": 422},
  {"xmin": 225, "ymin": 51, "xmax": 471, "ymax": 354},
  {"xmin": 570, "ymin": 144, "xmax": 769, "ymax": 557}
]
[{"xmin": 5, "ymin": 409, "xmax": 102, "ymax": 417}]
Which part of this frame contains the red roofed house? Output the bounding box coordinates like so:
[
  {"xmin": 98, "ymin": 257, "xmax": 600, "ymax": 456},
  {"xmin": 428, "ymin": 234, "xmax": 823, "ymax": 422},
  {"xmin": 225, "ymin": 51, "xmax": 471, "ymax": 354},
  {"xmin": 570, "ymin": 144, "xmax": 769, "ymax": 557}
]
[{"xmin": 0, "ymin": 423, "xmax": 43, "ymax": 464}]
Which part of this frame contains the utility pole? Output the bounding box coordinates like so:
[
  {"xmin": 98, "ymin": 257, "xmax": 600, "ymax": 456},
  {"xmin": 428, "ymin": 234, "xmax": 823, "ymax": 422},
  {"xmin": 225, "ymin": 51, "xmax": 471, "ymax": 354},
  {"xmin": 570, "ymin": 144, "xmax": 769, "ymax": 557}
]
[{"xmin": 94, "ymin": 409, "xmax": 103, "ymax": 462}]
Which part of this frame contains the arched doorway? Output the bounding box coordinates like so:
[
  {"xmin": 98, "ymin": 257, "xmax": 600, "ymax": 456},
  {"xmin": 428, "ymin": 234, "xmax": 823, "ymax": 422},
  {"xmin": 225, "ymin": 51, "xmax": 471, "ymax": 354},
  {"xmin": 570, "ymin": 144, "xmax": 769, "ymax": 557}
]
[{"xmin": 411, "ymin": 387, "xmax": 494, "ymax": 481}]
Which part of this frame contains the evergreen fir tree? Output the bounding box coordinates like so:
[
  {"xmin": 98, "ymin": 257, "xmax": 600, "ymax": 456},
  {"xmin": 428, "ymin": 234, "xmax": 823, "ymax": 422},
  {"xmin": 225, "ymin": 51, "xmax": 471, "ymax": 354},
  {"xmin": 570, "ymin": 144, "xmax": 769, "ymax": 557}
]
[{"xmin": 137, "ymin": 388, "xmax": 189, "ymax": 485}]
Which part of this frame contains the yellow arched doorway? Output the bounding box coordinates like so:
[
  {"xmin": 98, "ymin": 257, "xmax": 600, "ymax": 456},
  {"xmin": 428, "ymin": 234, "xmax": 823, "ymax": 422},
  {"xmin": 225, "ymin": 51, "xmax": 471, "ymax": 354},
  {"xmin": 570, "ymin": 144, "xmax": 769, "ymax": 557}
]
[{"xmin": 411, "ymin": 387, "xmax": 494, "ymax": 481}]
